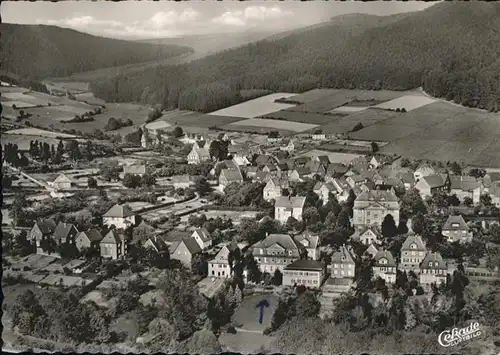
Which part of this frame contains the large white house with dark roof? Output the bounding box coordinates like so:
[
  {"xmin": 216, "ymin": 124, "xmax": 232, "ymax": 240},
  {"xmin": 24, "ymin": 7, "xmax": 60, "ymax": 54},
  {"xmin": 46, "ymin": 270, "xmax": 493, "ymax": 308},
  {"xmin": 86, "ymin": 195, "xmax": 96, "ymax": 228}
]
[
  {"xmin": 103, "ymin": 204, "xmax": 136, "ymax": 229},
  {"xmin": 353, "ymin": 190, "xmax": 400, "ymax": 229},
  {"xmin": 274, "ymin": 196, "xmax": 306, "ymax": 223},
  {"xmin": 251, "ymin": 233, "xmax": 304, "ymax": 273}
]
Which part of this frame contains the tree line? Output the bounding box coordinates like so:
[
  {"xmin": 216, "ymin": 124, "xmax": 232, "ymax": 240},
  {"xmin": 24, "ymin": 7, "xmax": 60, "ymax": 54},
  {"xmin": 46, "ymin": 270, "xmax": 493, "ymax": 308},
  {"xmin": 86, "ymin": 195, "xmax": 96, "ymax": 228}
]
[
  {"xmin": 2, "ymin": 23, "xmax": 193, "ymax": 80},
  {"xmin": 91, "ymin": 2, "xmax": 500, "ymax": 113}
]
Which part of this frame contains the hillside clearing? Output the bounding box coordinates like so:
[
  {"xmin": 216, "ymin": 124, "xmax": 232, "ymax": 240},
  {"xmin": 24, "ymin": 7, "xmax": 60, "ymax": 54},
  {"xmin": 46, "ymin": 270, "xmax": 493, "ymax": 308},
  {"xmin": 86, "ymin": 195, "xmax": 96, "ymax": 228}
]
[{"xmin": 208, "ymin": 93, "xmax": 296, "ymax": 119}]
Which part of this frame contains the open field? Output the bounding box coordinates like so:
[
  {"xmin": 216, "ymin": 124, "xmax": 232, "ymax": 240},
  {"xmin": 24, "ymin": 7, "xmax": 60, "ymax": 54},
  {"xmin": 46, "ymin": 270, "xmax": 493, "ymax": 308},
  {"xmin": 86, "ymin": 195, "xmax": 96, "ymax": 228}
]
[
  {"xmin": 159, "ymin": 109, "xmax": 243, "ymax": 128},
  {"xmin": 2, "ymin": 101, "xmax": 37, "ymax": 109},
  {"xmin": 374, "ymin": 95, "xmax": 437, "ymax": 111},
  {"xmin": 300, "ymin": 150, "xmax": 362, "ymax": 164},
  {"xmin": 329, "ymin": 106, "xmax": 368, "ymax": 113},
  {"xmin": 286, "ymin": 89, "xmax": 410, "ymax": 113},
  {"xmin": 360, "ymin": 101, "xmax": 500, "ymax": 166},
  {"xmin": 4, "ymin": 128, "xmax": 76, "ymax": 138},
  {"xmin": 228, "ymin": 118, "xmax": 318, "ymax": 133},
  {"xmin": 208, "ymin": 93, "xmax": 296, "ymax": 118},
  {"xmin": 220, "ymin": 123, "xmax": 295, "ymax": 136},
  {"xmin": 1, "ymin": 92, "xmax": 57, "ymax": 107},
  {"xmin": 259, "ymin": 110, "xmax": 347, "ymax": 125}
]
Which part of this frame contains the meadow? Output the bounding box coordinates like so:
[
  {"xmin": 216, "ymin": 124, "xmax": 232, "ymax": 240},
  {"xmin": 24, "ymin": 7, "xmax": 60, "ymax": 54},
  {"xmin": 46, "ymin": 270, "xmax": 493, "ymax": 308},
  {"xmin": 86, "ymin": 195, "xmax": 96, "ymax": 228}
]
[
  {"xmin": 161, "ymin": 110, "xmax": 243, "ymax": 128},
  {"xmin": 286, "ymin": 89, "xmax": 410, "ymax": 113},
  {"xmin": 259, "ymin": 110, "xmax": 347, "ymax": 125},
  {"xmin": 374, "ymin": 95, "xmax": 437, "ymax": 111},
  {"xmin": 228, "ymin": 118, "xmax": 318, "ymax": 133},
  {"xmin": 208, "ymin": 93, "xmax": 296, "ymax": 119}
]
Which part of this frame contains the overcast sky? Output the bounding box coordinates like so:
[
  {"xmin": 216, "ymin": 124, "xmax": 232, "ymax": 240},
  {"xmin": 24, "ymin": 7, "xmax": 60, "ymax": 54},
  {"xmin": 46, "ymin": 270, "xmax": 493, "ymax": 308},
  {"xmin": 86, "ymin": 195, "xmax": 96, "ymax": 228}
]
[{"xmin": 2, "ymin": 1, "xmax": 435, "ymax": 39}]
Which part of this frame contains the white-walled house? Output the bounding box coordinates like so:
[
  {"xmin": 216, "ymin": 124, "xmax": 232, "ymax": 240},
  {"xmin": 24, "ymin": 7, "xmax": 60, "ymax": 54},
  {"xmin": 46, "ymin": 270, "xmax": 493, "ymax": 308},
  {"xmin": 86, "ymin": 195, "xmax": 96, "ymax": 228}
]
[
  {"xmin": 102, "ymin": 204, "xmax": 136, "ymax": 229},
  {"xmin": 208, "ymin": 242, "xmax": 239, "ymax": 278},
  {"xmin": 274, "ymin": 196, "xmax": 306, "ymax": 224},
  {"xmin": 373, "ymin": 250, "xmax": 397, "ymax": 283},
  {"xmin": 191, "ymin": 228, "xmax": 213, "ymax": 249}
]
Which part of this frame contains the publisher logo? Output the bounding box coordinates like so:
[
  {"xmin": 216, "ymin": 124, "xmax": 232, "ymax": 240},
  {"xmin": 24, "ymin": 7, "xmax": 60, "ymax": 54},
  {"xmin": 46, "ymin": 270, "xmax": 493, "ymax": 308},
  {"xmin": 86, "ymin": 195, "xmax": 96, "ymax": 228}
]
[{"xmin": 438, "ymin": 322, "xmax": 482, "ymax": 347}]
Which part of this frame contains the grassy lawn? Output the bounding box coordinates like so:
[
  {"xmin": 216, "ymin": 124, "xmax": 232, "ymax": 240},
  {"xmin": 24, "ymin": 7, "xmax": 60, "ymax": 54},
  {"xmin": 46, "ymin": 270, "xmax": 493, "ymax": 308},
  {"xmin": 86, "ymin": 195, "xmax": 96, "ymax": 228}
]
[{"xmin": 232, "ymin": 294, "xmax": 278, "ymax": 331}]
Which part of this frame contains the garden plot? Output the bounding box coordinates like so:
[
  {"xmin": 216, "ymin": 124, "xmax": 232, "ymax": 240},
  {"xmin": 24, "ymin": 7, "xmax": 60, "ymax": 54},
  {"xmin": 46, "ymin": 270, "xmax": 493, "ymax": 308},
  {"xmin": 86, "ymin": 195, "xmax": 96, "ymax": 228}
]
[
  {"xmin": 228, "ymin": 118, "xmax": 318, "ymax": 133},
  {"xmin": 8, "ymin": 254, "xmax": 58, "ymax": 271},
  {"xmin": 209, "ymin": 93, "xmax": 296, "ymax": 119},
  {"xmin": 374, "ymin": 95, "xmax": 437, "ymax": 111}
]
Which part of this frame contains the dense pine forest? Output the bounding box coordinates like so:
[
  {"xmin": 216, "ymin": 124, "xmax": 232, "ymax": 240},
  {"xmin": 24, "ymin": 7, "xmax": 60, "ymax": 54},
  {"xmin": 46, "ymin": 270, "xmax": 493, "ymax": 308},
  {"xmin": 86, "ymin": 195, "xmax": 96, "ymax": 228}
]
[
  {"xmin": 0, "ymin": 24, "xmax": 193, "ymax": 80},
  {"xmin": 89, "ymin": 2, "xmax": 500, "ymax": 113}
]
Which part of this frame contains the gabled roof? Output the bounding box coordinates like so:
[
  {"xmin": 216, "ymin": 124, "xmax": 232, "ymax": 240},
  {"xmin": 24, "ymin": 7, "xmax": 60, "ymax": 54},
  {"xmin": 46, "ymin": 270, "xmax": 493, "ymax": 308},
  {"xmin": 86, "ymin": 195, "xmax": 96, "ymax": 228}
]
[
  {"xmin": 350, "ymin": 226, "xmax": 382, "ymax": 241},
  {"xmin": 193, "ymin": 228, "xmax": 211, "ymax": 242},
  {"xmin": 355, "ymin": 189, "xmax": 399, "ymax": 203},
  {"xmin": 252, "ymin": 234, "xmax": 301, "ymax": 251},
  {"xmin": 294, "ymin": 233, "xmax": 320, "ymax": 249},
  {"xmin": 78, "ymin": 229, "xmax": 103, "ymax": 243},
  {"xmin": 220, "ymin": 168, "xmax": 244, "ymax": 182},
  {"xmin": 53, "ymin": 174, "xmax": 72, "ymax": 184},
  {"xmin": 442, "ymin": 215, "xmax": 469, "ymax": 231},
  {"xmin": 327, "ymin": 163, "xmax": 349, "ymax": 176},
  {"xmin": 450, "ymin": 175, "xmax": 482, "ymax": 192},
  {"xmin": 144, "ymin": 237, "xmax": 169, "ymax": 252},
  {"xmin": 364, "ymin": 244, "xmax": 379, "ymax": 257},
  {"xmin": 34, "ymin": 218, "xmax": 57, "ymax": 235},
  {"xmin": 100, "ymin": 230, "xmax": 122, "ymax": 244},
  {"xmin": 275, "ymin": 196, "xmax": 306, "ymax": 209},
  {"xmin": 255, "ymin": 154, "xmax": 274, "ymax": 167},
  {"xmin": 315, "ymin": 155, "xmax": 330, "ymax": 165},
  {"xmin": 415, "ymin": 164, "xmax": 437, "ymax": 175},
  {"xmin": 285, "ymin": 259, "xmax": 324, "ymax": 271},
  {"xmin": 103, "ymin": 204, "xmax": 134, "ymax": 218},
  {"xmin": 420, "ymin": 251, "xmax": 447, "ymax": 270},
  {"xmin": 420, "ymin": 174, "xmax": 448, "ymax": 188},
  {"xmin": 173, "ymin": 237, "xmax": 202, "ymax": 255},
  {"xmin": 53, "ymin": 222, "xmax": 77, "ymax": 240},
  {"xmin": 374, "ymin": 250, "xmax": 396, "ymax": 267},
  {"xmin": 331, "ymin": 245, "xmax": 355, "ymax": 264},
  {"xmin": 401, "ymin": 233, "xmax": 426, "ymax": 251},
  {"xmin": 254, "ymin": 171, "xmax": 270, "ymax": 182},
  {"xmin": 314, "ymin": 181, "xmax": 335, "ymax": 192}
]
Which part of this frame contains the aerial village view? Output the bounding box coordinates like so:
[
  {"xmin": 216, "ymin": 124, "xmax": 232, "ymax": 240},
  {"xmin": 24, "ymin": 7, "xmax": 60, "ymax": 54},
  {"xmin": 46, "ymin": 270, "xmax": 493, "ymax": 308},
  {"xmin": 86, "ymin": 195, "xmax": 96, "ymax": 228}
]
[{"xmin": 1, "ymin": 1, "xmax": 500, "ymax": 354}]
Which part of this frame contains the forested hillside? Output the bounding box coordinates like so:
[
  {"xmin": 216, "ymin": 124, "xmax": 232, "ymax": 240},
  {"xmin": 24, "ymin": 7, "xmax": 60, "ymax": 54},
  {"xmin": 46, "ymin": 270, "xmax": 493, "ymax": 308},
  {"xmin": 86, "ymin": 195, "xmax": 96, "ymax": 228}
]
[
  {"xmin": 0, "ymin": 24, "xmax": 193, "ymax": 80},
  {"xmin": 90, "ymin": 2, "xmax": 500, "ymax": 112}
]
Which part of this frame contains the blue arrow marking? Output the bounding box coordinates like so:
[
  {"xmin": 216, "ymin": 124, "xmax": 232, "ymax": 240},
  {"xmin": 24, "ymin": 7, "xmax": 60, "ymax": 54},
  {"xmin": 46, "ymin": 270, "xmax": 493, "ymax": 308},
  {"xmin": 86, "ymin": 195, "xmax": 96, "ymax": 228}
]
[{"xmin": 255, "ymin": 299, "xmax": 270, "ymax": 324}]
